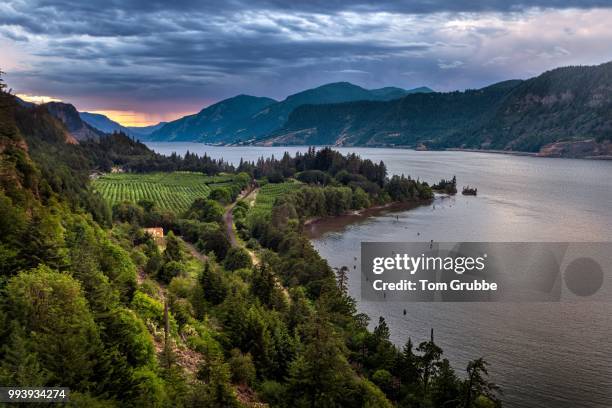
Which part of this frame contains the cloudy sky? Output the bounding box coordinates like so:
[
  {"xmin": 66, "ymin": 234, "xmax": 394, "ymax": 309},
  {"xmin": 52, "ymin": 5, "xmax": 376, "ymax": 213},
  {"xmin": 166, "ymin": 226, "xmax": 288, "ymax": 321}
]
[{"xmin": 2, "ymin": 1, "xmax": 612, "ymax": 126}]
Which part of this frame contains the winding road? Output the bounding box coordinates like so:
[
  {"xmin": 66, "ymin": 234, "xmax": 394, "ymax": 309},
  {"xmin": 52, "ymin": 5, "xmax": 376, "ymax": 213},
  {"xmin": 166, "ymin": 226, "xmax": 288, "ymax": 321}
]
[{"xmin": 224, "ymin": 185, "xmax": 257, "ymax": 248}]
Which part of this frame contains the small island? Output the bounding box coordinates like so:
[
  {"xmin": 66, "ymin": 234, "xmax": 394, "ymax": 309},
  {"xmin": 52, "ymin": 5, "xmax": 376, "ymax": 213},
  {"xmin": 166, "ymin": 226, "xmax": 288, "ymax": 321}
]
[
  {"xmin": 431, "ymin": 175, "xmax": 458, "ymax": 195},
  {"xmin": 462, "ymin": 186, "xmax": 478, "ymax": 196}
]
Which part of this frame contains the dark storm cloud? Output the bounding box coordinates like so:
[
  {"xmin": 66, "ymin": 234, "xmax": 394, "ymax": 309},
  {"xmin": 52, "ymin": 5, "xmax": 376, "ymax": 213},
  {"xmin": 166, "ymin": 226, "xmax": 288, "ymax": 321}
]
[
  {"xmin": 26, "ymin": 0, "xmax": 612, "ymax": 14},
  {"xmin": 2, "ymin": 0, "xmax": 611, "ymax": 118},
  {"xmin": 4, "ymin": 0, "xmax": 609, "ymax": 37}
]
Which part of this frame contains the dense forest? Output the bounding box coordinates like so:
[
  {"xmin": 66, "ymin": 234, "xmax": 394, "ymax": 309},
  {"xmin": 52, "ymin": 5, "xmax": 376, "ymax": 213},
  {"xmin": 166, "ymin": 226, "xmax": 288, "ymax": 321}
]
[{"xmin": 0, "ymin": 74, "xmax": 501, "ymax": 407}]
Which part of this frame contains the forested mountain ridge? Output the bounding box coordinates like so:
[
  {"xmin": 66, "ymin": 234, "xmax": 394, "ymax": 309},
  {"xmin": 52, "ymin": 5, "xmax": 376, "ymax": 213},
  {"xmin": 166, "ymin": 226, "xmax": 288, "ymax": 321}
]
[
  {"xmin": 43, "ymin": 101, "xmax": 105, "ymax": 142},
  {"xmin": 79, "ymin": 111, "xmax": 133, "ymax": 135},
  {"xmin": 148, "ymin": 94, "xmax": 278, "ymax": 143},
  {"xmin": 264, "ymin": 80, "xmax": 521, "ymax": 147},
  {"xmin": 79, "ymin": 111, "xmax": 166, "ymax": 139},
  {"xmin": 261, "ymin": 62, "xmax": 612, "ymax": 156},
  {"xmin": 148, "ymin": 82, "xmax": 433, "ymax": 143}
]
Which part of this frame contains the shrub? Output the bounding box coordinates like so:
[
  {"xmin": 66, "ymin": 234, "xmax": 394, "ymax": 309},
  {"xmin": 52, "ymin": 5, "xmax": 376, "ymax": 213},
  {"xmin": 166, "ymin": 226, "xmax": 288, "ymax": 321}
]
[
  {"xmin": 223, "ymin": 247, "xmax": 252, "ymax": 271},
  {"xmin": 158, "ymin": 260, "xmax": 185, "ymax": 284},
  {"xmin": 297, "ymin": 170, "xmax": 330, "ymax": 185},
  {"xmin": 185, "ymin": 198, "xmax": 224, "ymax": 223},
  {"xmin": 228, "ymin": 349, "xmax": 256, "ymax": 385},
  {"xmin": 209, "ymin": 187, "xmax": 232, "ymax": 205},
  {"xmin": 258, "ymin": 380, "xmax": 287, "ymax": 407}
]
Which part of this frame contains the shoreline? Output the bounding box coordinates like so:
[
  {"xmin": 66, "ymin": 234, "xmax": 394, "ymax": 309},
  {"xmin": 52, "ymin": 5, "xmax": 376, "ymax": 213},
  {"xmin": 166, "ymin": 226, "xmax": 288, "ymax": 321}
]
[
  {"xmin": 444, "ymin": 148, "xmax": 538, "ymax": 157},
  {"xmin": 304, "ymin": 198, "xmax": 434, "ymax": 239},
  {"xmin": 145, "ymin": 141, "xmax": 612, "ymax": 160},
  {"xmin": 445, "ymin": 147, "xmax": 612, "ymax": 160}
]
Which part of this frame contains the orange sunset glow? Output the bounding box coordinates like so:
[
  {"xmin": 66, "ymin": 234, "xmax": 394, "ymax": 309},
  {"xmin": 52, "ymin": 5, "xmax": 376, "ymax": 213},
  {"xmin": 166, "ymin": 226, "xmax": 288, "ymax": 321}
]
[
  {"xmin": 87, "ymin": 110, "xmax": 190, "ymax": 127},
  {"xmin": 16, "ymin": 93, "xmax": 63, "ymax": 104}
]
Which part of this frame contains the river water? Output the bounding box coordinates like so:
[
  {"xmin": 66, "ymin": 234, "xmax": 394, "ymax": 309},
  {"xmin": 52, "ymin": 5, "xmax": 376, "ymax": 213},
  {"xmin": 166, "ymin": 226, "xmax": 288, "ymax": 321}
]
[{"xmin": 146, "ymin": 143, "xmax": 612, "ymax": 407}]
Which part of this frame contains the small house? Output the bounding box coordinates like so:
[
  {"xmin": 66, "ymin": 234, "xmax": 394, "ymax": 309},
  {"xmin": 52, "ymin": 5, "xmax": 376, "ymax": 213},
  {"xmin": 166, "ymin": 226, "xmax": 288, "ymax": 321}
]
[{"xmin": 144, "ymin": 227, "xmax": 164, "ymax": 241}]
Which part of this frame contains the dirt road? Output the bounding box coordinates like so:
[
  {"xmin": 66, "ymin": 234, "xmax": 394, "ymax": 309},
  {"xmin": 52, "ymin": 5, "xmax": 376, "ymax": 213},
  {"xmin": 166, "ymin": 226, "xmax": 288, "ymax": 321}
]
[{"xmin": 224, "ymin": 186, "xmax": 258, "ymax": 248}]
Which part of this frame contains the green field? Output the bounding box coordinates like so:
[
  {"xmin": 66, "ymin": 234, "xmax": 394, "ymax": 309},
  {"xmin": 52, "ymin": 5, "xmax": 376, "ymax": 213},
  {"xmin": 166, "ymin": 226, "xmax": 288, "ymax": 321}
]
[
  {"xmin": 94, "ymin": 172, "xmax": 235, "ymax": 213},
  {"xmin": 251, "ymin": 180, "xmax": 302, "ymax": 216}
]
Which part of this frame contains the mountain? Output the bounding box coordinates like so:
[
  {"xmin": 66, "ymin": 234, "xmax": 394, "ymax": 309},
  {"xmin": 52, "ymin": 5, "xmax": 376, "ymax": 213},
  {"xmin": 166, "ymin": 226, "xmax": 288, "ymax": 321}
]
[
  {"xmin": 128, "ymin": 122, "xmax": 167, "ymax": 137},
  {"xmin": 80, "ymin": 111, "xmax": 166, "ymax": 138},
  {"xmin": 43, "ymin": 102, "xmax": 104, "ymax": 142},
  {"xmin": 238, "ymin": 83, "xmax": 433, "ymax": 140},
  {"xmin": 260, "ymin": 63, "xmax": 612, "ymax": 156},
  {"xmin": 79, "ymin": 111, "xmax": 131, "ymax": 135},
  {"xmin": 261, "ymin": 80, "xmax": 519, "ymax": 147},
  {"xmin": 148, "ymin": 83, "xmax": 432, "ymax": 143},
  {"xmin": 14, "ymin": 95, "xmax": 35, "ymax": 108},
  {"xmin": 148, "ymin": 94, "xmax": 277, "ymax": 143},
  {"xmin": 369, "ymin": 86, "xmax": 433, "ymax": 100}
]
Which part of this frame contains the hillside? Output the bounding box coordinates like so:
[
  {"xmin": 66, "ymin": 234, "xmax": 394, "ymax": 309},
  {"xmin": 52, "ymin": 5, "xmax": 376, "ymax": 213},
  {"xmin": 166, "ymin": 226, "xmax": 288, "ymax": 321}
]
[
  {"xmin": 79, "ymin": 111, "xmax": 132, "ymax": 135},
  {"xmin": 44, "ymin": 101, "xmax": 104, "ymax": 141},
  {"xmin": 264, "ymin": 80, "xmax": 520, "ymax": 147},
  {"xmin": 148, "ymin": 82, "xmax": 432, "ymax": 143},
  {"xmin": 148, "ymin": 94, "xmax": 277, "ymax": 143},
  {"xmin": 1, "ymin": 76, "xmax": 503, "ymax": 407},
  {"xmin": 128, "ymin": 122, "xmax": 167, "ymax": 137},
  {"xmin": 80, "ymin": 111, "xmax": 166, "ymax": 139},
  {"xmin": 260, "ymin": 62, "xmax": 612, "ymax": 156}
]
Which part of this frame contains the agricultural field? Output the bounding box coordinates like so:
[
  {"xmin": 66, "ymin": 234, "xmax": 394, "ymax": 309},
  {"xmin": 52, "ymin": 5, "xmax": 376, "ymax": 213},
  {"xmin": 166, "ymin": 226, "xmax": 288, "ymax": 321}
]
[
  {"xmin": 251, "ymin": 180, "xmax": 302, "ymax": 216},
  {"xmin": 94, "ymin": 172, "xmax": 236, "ymax": 213}
]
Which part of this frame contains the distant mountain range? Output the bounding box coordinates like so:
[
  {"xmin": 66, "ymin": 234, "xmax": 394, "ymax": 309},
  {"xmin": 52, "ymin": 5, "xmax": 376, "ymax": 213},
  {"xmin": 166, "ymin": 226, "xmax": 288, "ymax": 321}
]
[
  {"xmin": 79, "ymin": 111, "xmax": 166, "ymax": 138},
  {"xmin": 146, "ymin": 82, "xmax": 433, "ymax": 143},
  {"xmin": 260, "ymin": 62, "xmax": 612, "ymax": 155},
  {"xmin": 35, "ymin": 62, "xmax": 612, "ymax": 158}
]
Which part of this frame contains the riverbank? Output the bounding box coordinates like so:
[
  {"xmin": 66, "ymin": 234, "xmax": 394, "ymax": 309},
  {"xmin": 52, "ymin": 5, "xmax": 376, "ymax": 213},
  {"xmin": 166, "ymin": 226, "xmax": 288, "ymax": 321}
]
[
  {"xmin": 445, "ymin": 148, "xmax": 538, "ymax": 157},
  {"xmin": 304, "ymin": 198, "xmax": 435, "ymax": 239},
  {"xmin": 446, "ymin": 139, "xmax": 612, "ymax": 160},
  {"xmin": 446, "ymin": 147, "xmax": 612, "ymax": 160}
]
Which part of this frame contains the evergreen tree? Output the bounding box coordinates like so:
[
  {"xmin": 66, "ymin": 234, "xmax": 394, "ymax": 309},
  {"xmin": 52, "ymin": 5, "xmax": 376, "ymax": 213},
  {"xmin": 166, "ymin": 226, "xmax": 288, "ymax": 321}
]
[
  {"xmin": 199, "ymin": 261, "xmax": 228, "ymax": 306},
  {"xmin": 417, "ymin": 329, "xmax": 443, "ymax": 398},
  {"xmin": 287, "ymin": 313, "xmax": 353, "ymax": 407},
  {"xmin": 431, "ymin": 359, "xmax": 461, "ymax": 408},
  {"xmin": 223, "ymin": 246, "xmax": 252, "ymax": 271},
  {"xmin": 4, "ymin": 266, "xmax": 102, "ymax": 388},
  {"xmin": 251, "ymin": 263, "xmax": 278, "ymax": 308},
  {"xmin": 21, "ymin": 211, "xmax": 68, "ymax": 270},
  {"xmin": 0, "ymin": 324, "xmax": 48, "ymax": 386},
  {"xmin": 163, "ymin": 231, "xmax": 182, "ymax": 263},
  {"xmin": 334, "ymin": 266, "xmax": 349, "ymax": 295},
  {"xmin": 195, "ymin": 357, "xmax": 239, "ymax": 407},
  {"xmin": 463, "ymin": 358, "xmax": 500, "ymax": 408},
  {"xmin": 398, "ymin": 338, "xmax": 420, "ymax": 396}
]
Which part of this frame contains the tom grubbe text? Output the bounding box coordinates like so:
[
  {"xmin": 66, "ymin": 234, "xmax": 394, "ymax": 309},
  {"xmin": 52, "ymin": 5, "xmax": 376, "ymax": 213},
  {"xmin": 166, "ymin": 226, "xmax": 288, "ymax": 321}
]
[{"xmin": 370, "ymin": 253, "xmax": 498, "ymax": 292}]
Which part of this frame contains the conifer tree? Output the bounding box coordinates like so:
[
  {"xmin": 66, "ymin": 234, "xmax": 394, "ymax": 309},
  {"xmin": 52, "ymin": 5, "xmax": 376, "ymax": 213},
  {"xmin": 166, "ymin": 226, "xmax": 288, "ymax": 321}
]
[
  {"xmin": 163, "ymin": 231, "xmax": 182, "ymax": 263},
  {"xmin": 0, "ymin": 324, "xmax": 48, "ymax": 386}
]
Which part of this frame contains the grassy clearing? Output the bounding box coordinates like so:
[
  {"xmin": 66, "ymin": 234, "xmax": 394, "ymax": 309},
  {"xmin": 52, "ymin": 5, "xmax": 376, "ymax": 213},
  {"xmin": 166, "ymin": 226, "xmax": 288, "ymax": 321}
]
[{"xmin": 94, "ymin": 172, "xmax": 235, "ymax": 213}]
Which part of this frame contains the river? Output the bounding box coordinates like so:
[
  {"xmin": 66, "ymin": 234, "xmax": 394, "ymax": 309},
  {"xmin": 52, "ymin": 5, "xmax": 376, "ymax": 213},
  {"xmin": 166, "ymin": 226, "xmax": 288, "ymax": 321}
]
[{"xmin": 146, "ymin": 142, "xmax": 612, "ymax": 407}]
